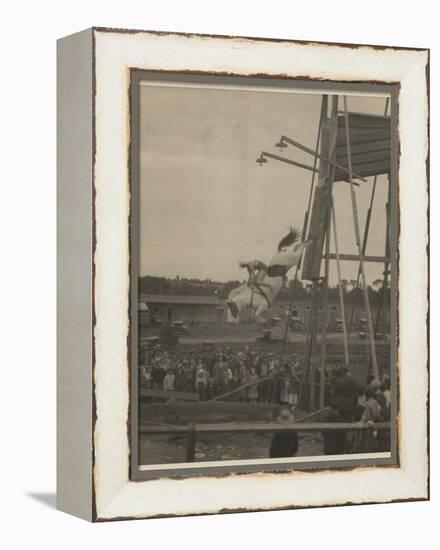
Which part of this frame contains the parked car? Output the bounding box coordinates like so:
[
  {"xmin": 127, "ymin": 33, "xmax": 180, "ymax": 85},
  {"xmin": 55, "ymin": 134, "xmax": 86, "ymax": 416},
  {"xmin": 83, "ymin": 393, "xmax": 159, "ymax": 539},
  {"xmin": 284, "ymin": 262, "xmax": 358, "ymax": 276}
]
[
  {"xmin": 290, "ymin": 319, "xmax": 304, "ymax": 332},
  {"xmin": 172, "ymin": 321, "xmax": 189, "ymax": 335},
  {"xmin": 261, "ymin": 317, "xmax": 284, "ymax": 341},
  {"xmin": 358, "ymin": 318, "xmax": 367, "ymax": 339},
  {"xmin": 144, "ymin": 336, "xmax": 160, "ymax": 347}
]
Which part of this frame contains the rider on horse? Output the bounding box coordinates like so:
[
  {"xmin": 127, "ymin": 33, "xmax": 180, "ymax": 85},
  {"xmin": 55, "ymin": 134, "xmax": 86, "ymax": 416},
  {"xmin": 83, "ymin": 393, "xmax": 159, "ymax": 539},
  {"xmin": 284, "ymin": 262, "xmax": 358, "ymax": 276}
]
[
  {"xmin": 227, "ymin": 228, "xmax": 310, "ymax": 323},
  {"xmin": 239, "ymin": 259, "xmax": 268, "ymax": 284}
]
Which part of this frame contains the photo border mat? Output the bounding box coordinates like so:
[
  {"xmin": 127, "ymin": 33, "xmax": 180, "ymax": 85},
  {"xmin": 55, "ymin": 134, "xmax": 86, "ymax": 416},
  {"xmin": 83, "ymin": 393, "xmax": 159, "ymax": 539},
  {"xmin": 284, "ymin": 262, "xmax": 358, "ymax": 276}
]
[{"xmin": 129, "ymin": 72, "xmax": 399, "ymax": 480}]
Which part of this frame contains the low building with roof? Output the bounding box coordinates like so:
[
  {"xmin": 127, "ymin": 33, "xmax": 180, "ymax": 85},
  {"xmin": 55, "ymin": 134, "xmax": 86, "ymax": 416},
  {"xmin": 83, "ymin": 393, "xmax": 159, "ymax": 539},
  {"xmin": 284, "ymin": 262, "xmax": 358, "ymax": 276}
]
[
  {"xmin": 139, "ymin": 293, "xmax": 226, "ymax": 324},
  {"xmin": 139, "ymin": 292, "xmax": 387, "ymax": 331}
]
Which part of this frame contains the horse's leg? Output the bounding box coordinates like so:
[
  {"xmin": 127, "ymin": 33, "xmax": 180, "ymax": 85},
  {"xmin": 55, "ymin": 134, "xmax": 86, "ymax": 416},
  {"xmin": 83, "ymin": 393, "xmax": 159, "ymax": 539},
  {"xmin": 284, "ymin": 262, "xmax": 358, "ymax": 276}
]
[
  {"xmin": 227, "ymin": 300, "xmax": 239, "ymax": 319},
  {"xmin": 254, "ymin": 301, "xmax": 268, "ymax": 325},
  {"xmin": 227, "ymin": 286, "xmax": 251, "ymax": 319}
]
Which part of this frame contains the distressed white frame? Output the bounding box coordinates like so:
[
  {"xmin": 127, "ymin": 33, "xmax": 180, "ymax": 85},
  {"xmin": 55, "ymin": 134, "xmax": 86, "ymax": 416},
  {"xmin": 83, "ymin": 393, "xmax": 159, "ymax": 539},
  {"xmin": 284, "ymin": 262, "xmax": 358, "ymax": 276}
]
[{"xmin": 93, "ymin": 29, "xmax": 428, "ymax": 520}]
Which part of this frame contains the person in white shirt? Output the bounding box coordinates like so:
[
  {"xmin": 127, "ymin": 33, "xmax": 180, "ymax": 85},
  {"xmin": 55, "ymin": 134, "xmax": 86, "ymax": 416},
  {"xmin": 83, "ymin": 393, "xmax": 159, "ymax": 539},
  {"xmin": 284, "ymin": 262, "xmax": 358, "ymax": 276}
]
[
  {"xmin": 163, "ymin": 370, "xmax": 175, "ymax": 392},
  {"xmin": 195, "ymin": 366, "xmax": 208, "ymax": 401}
]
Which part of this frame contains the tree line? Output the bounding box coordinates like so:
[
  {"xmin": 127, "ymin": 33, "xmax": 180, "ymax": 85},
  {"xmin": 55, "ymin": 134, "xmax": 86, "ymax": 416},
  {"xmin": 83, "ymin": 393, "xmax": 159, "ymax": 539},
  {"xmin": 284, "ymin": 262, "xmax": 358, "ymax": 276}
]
[{"xmin": 139, "ymin": 275, "xmax": 389, "ymax": 305}]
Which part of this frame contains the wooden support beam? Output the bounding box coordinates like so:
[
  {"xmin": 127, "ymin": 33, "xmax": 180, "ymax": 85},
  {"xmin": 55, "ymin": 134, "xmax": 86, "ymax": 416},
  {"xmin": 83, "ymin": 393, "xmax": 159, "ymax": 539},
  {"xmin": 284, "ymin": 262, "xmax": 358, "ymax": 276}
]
[
  {"xmin": 186, "ymin": 423, "xmax": 197, "ymax": 462},
  {"xmin": 335, "ymin": 159, "xmax": 390, "ymax": 181},
  {"xmin": 140, "ymin": 388, "xmax": 199, "ymax": 402},
  {"xmin": 319, "ymin": 209, "xmax": 331, "ymax": 409},
  {"xmin": 302, "ymin": 122, "xmax": 334, "ymax": 280},
  {"xmin": 140, "ymin": 421, "xmax": 391, "ymax": 434},
  {"xmin": 343, "ymin": 97, "xmax": 379, "ymax": 379},
  {"xmin": 336, "ymin": 129, "xmax": 390, "ymax": 146},
  {"xmin": 317, "ymin": 95, "xmax": 339, "ymax": 407},
  {"xmin": 331, "ymin": 198, "xmax": 350, "ymax": 367},
  {"xmin": 325, "ymin": 253, "xmax": 390, "ymax": 263},
  {"xmin": 337, "ymin": 149, "xmax": 390, "ymax": 166},
  {"xmin": 336, "ymin": 138, "xmax": 390, "ymax": 156},
  {"xmin": 347, "ymin": 98, "xmax": 390, "ymax": 338},
  {"xmin": 337, "ymin": 112, "xmax": 391, "ymax": 129}
]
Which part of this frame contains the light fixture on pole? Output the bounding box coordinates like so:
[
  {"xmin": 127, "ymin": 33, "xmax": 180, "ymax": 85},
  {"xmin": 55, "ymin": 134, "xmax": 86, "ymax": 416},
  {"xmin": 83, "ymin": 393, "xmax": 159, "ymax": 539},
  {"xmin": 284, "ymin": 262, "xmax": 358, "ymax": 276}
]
[
  {"xmin": 256, "ymin": 154, "xmax": 267, "ymax": 167},
  {"xmin": 275, "ymin": 138, "xmax": 288, "ymax": 152}
]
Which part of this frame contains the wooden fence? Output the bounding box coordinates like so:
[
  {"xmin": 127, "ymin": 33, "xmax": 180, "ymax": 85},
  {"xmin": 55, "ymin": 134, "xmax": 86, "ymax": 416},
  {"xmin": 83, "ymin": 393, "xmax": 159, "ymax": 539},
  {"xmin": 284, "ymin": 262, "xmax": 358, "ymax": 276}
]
[{"xmin": 140, "ymin": 421, "xmax": 391, "ymax": 462}]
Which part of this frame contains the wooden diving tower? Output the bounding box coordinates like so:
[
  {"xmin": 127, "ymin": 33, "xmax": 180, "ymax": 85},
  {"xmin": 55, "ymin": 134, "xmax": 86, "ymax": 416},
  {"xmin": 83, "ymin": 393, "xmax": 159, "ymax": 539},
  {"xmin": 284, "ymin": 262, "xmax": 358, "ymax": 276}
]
[{"xmin": 257, "ymin": 94, "xmax": 393, "ymax": 409}]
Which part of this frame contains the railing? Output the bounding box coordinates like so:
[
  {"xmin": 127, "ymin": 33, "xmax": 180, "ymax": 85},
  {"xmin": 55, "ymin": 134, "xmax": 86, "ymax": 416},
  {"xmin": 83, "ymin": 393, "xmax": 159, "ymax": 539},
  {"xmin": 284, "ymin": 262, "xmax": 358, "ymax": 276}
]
[{"xmin": 140, "ymin": 421, "xmax": 391, "ymax": 462}]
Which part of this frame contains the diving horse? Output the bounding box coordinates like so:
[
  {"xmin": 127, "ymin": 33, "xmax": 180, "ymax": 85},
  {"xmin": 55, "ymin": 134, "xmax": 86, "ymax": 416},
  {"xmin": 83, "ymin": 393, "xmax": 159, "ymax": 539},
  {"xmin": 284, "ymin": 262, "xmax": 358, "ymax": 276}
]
[{"xmin": 227, "ymin": 228, "xmax": 310, "ymax": 325}]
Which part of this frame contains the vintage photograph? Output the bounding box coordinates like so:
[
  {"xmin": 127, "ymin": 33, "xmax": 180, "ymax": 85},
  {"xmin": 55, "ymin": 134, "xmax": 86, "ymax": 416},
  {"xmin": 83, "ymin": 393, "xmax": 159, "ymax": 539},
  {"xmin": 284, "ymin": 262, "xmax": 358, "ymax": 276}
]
[{"xmin": 133, "ymin": 76, "xmax": 396, "ymax": 473}]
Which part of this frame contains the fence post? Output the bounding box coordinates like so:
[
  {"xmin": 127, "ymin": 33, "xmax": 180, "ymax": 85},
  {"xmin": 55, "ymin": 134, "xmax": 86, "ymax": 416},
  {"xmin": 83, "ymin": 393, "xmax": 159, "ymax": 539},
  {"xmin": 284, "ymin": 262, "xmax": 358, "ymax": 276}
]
[{"xmin": 186, "ymin": 423, "xmax": 197, "ymax": 462}]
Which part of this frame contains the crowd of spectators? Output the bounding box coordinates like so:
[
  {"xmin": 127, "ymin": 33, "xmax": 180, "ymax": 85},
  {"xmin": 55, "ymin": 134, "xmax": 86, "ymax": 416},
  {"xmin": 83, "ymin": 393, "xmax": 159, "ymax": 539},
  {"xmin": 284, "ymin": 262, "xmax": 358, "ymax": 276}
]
[
  {"xmin": 321, "ymin": 367, "xmax": 392, "ymax": 454},
  {"xmin": 140, "ymin": 344, "xmax": 304, "ymax": 404},
  {"xmin": 140, "ymin": 344, "xmax": 392, "ymax": 455}
]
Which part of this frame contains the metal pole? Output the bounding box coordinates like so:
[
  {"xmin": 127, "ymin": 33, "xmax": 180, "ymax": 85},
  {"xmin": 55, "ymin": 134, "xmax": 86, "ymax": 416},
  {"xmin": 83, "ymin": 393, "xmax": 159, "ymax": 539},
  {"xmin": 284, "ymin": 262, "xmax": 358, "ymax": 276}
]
[
  {"xmin": 280, "ymin": 134, "xmax": 367, "ymax": 182},
  {"xmin": 375, "ymin": 177, "xmax": 391, "ymax": 340},
  {"xmin": 261, "ymin": 151, "xmax": 320, "ymax": 174},
  {"xmin": 298, "ymin": 95, "xmax": 327, "ymax": 409},
  {"xmin": 319, "ymin": 211, "xmax": 331, "ymax": 408},
  {"xmin": 299, "ymin": 281, "xmax": 319, "ymax": 410},
  {"xmin": 276, "ymin": 210, "xmax": 309, "ymax": 367},
  {"xmin": 343, "ymin": 97, "xmax": 379, "ymax": 379},
  {"xmin": 318, "ymin": 96, "xmax": 338, "ymax": 409},
  {"xmin": 347, "ymin": 178, "xmax": 377, "ymax": 337},
  {"xmin": 331, "ymin": 198, "xmax": 350, "ymax": 366}
]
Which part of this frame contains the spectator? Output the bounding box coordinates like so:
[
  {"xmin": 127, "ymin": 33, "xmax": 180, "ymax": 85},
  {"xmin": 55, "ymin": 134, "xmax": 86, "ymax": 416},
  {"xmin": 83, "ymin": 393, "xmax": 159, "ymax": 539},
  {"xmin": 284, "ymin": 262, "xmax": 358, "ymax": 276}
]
[
  {"xmin": 139, "ymin": 364, "xmax": 151, "ymax": 388},
  {"xmin": 247, "ymin": 368, "xmax": 259, "ymax": 403},
  {"xmin": 353, "ymin": 386, "xmax": 367, "ymax": 422},
  {"xmin": 174, "ymin": 365, "xmax": 185, "ymax": 391},
  {"xmin": 163, "ymin": 369, "xmax": 175, "ymax": 392},
  {"xmin": 346, "ymin": 386, "xmax": 367, "ymax": 453},
  {"xmin": 223, "ymin": 364, "xmax": 233, "ymax": 391},
  {"xmin": 360, "ymin": 387, "xmax": 383, "ymax": 452},
  {"xmin": 382, "ymin": 376, "xmax": 391, "ymax": 409},
  {"xmin": 331, "ymin": 367, "xmax": 358, "ymax": 421},
  {"xmin": 213, "ymin": 356, "xmax": 226, "ymax": 395},
  {"xmin": 151, "ymin": 363, "xmax": 166, "ymax": 389},
  {"xmin": 258, "ymin": 362, "xmax": 271, "ymax": 404},
  {"xmin": 377, "ymin": 378, "xmax": 392, "ymax": 451},
  {"xmin": 369, "ymin": 379, "xmax": 387, "ymax": 412},
  {"xmin": 321, "ymin": 403, "xmax": 347, "ymax": 455},
  {"xmin": 195, "ymin": 365, "xmax": 208, "ymax": 401},
  {"xmin": 362, "ymin": 387, "xmax": 382, "ymax": 423},
  {"xmin": 287, "ymin": 377, "xmax": 298, "ymax": 408},
  {"xmin": 279, "ymin": 374, "xmax": 290, "ymax": 406},
  {"xmin": 269, "ymin": 408, "xmax": 299, "ymax": 458}
]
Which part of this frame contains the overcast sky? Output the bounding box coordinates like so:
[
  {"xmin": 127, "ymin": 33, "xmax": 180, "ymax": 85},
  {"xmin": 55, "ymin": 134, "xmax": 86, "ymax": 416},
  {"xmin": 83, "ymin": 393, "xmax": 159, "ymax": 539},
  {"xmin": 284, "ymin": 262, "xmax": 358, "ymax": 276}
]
[{"xmin": 139, "ymin": 84, "xmax": 390, "ymax": 285}]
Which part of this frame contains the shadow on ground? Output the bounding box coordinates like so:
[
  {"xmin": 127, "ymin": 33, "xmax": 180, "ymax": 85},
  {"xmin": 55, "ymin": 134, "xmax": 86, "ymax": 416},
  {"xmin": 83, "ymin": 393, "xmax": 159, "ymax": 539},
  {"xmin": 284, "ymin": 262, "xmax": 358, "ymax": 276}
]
[{"xmin": 27, "ymin": 492, "xmax": 56, "ymax": 509}]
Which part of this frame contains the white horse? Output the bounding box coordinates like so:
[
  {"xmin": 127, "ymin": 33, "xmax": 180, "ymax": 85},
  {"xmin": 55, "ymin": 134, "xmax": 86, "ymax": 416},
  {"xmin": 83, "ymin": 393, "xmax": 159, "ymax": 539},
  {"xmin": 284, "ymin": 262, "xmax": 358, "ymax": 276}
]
[{"xmin": 227, "ymin": 229, "xmax": 310, "ymax": 325}]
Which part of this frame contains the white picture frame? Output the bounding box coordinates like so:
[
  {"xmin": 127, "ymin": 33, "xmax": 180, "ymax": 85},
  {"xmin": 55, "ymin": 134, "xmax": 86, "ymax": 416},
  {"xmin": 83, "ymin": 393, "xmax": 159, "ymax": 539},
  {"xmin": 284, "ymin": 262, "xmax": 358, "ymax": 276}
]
[{"xmin": 57, "ymin": 27, "xmax": 429, "ymax": 521}]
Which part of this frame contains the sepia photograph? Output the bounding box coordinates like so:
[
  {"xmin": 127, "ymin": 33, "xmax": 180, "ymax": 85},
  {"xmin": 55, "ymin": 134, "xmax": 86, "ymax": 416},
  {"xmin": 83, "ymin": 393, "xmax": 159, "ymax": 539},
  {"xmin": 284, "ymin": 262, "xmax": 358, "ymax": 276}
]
[
  {"xmin": 131, "ymin": 74, "xmax": 397, "ymax": 475},
  {"xmin": 54, "ymin": 26, "xmax": 429, "ymax": 521},
  {"xmin": 2, "ymin": 0, "xmax": 432, "ymax": 535}
]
